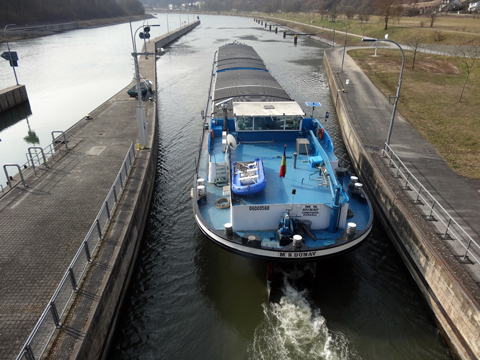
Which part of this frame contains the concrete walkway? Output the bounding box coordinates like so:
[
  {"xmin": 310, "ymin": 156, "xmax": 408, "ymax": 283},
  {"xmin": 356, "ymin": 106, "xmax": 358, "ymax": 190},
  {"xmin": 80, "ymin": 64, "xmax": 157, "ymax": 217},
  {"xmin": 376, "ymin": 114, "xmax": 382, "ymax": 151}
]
[{"xmin": 327, "ymin": 46, "xmax": 480, "ymax": 283}]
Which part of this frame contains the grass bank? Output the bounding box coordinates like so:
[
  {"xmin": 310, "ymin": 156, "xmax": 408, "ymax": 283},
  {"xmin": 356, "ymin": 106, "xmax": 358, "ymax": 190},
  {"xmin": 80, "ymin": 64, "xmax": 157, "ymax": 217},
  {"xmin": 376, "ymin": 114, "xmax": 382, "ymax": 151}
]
[{"xmin": 348, "ymin": 48, "xmax": 480, "ymax": 179}]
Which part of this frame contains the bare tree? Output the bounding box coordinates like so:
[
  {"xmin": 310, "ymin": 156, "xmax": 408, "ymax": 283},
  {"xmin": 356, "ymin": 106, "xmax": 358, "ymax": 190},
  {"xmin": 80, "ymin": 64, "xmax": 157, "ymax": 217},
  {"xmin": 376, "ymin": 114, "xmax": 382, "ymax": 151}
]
[
  {"xmin": 344, "ymin": 6, "xmax": 355, "ymax": 19},
  {"xmin": 319, "ymin": 1, "xmax": 327, "ymax": 20},
  {"xmin": 428, "ymin": 9, "xmax": 438, "ymax": 27},
  {"xmin": 330, "ymin": 2, "xmax": 339, "ymax": 21},
  {"xmin": 393, "ymin": 5, "xmax": 404, "ymax": 24},
  {"xmin": 455, "ymin": 44, "xmax": 480, "ymax": 102},
  {"xmin": 406, "ymin": 35, "xmax": 423, "ymax": 70},
  {"xmin": 358, "ymin": 7, "xmax": 371, "ymax": 24},
  {"xmin": 375, "ymin": 0, "xmax": 400, "ymax": 30}
]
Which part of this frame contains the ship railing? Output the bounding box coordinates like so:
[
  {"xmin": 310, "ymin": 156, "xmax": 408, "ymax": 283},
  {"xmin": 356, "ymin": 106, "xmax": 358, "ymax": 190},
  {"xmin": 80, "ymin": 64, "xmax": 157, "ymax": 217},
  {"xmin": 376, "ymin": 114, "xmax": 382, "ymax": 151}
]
[
  {"xmin": 15, "ymin": 143, "xmax": 136, "ymax": 360},
  {"xmin": 307, "ymin": 130, "xmax": 348, "ymax": 202},
  {"xmin": 196, "ymin": 51, "xmax": 218, "ymax": 175},
  {"xmin": 382, "ymin": 143, "xmax": 480, "ymax": 265}
]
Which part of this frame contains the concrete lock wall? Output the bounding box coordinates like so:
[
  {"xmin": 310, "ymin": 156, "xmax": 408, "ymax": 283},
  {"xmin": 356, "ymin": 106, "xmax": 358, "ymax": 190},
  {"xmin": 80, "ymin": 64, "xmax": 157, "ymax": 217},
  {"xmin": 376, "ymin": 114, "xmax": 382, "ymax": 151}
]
[
  {"xmin": 0, "ymin": 85, "xmax": 29, "ymax": 113},
  {"xmin": 323, "ymin": 51, "xmax": 480, "ymax": 360},
  {"xmin": 154, "ymin": 20, "xmax": 200, "ymax": 51},
  {"xmin": 75, "ymin": 99, "xmax": 159, "ymax": 360}
]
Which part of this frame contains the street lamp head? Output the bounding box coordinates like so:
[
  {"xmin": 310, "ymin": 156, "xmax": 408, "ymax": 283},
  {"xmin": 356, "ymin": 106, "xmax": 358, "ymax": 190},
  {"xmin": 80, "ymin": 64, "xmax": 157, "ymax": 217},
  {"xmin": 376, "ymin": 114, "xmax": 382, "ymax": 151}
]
[{"xmin": 361, "ymin": 38, "xmax": 376, "ymax": 42}]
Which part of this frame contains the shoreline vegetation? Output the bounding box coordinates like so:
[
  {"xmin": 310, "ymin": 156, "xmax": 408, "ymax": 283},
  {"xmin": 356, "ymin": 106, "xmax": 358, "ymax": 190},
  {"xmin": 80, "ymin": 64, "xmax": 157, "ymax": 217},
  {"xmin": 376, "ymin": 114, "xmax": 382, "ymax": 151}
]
[{"xmin": 1, "ymin": 14, "xmax": 153, "ymax": 43}]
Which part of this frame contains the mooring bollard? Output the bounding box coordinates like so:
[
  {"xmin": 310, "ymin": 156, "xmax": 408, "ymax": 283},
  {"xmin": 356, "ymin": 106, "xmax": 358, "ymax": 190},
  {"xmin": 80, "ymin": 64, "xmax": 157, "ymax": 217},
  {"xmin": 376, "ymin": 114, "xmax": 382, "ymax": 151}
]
[
  {"xmin": 283, "ymin": 30, "xmax": 286, "ymax": 38},
  {"xmin": 275, "ymin": 26, "xmax": 278, "ymax": 34},
  {"xmin": 294, "ymin": 34, "xmax": 297, "ymax": 45}
]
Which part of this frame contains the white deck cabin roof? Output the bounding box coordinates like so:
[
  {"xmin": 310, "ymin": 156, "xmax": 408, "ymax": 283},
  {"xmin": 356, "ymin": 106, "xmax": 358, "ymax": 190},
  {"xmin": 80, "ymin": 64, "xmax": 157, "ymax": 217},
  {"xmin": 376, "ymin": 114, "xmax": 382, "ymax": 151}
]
[{"xmin": 233, "ymin": 102, "xmax": 305, "ymax": 117}]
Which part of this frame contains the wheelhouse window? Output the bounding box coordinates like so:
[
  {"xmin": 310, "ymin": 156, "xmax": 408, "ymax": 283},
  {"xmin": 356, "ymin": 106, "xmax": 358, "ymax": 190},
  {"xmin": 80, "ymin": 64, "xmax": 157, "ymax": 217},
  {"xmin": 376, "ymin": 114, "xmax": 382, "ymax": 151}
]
[
  {"xmin": 236, "ymin": 115, "xmax": 302, "ymax": 131},
  {"xmin": 237, "ymin": 116, "xmax": 253, "ymax": 130}
]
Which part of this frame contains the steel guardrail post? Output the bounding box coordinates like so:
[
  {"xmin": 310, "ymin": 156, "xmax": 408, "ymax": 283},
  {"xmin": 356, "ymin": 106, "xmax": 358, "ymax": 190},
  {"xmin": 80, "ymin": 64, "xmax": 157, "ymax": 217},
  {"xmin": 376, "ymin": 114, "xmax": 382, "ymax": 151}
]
[
  {"xmin": 96, "ymin": 219, "xmax": 102, "ymax": 239},
  {"xmin": 426, "ymin": 200, "xmax": 436, "ymax": 220},
  {"xmin": 24, "ymin": 345, "xmax": 35, "ymax": 360},
  {"xmin": 50, "ymin": 302, "xmax": 61, "ymax": 328},
  {"xmin": 84, "ymin": 241, "xmax": 91, "ymax": 263},
  {"xmin": 51, "ymin": 131, "xmax": 69, "ymax": 150},
  {"xmin": 68, "ymin": 268, "xmax": 77, "ymax": 292},
  {"xmin": 402, "ymin": 173, "xmax": 410, "ymax": 190},
  {"xmin": 413, "ymin": 186, "xmax": 422, "ymax": 204},
  {"xmin": 105, "ymin": 200, "xmax": 111, "ymax": 220},
  {"xmin": 3, "ymin": 164, "xmax": 27, "ymax": 189},
  {"xmin": 113, "ymin": 185, "xmax": 118, "ymax": 203},
  {"xmin": 463, "ymin": 241, "xmax": 472, "ymax": 261},
  {"xmin": 28, "ymin": 147, "xmax": 49, "ymax": 170},
  {"xmin": 442, "ymin": 218, "xmax": 452, "ymax": 239}
]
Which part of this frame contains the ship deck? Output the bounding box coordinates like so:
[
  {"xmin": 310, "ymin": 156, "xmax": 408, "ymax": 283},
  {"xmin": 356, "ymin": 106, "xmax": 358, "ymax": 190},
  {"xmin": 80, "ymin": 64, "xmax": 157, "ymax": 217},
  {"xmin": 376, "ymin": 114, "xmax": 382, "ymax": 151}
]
[
  {"xmin": 229, "ymin": 140, "xmax": 334, "ymax": 206},
  {"xmin": 196, "ymin": 132, "xmax": 371, "ymax": 249}
]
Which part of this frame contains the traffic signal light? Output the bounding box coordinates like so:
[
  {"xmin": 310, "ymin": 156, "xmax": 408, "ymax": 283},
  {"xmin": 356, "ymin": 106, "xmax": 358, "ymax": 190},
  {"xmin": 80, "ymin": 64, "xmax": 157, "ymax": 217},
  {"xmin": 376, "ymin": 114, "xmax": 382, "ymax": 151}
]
[{"xmin": 139, "ymin": 26, "xmax": 151, "ymax": 40}]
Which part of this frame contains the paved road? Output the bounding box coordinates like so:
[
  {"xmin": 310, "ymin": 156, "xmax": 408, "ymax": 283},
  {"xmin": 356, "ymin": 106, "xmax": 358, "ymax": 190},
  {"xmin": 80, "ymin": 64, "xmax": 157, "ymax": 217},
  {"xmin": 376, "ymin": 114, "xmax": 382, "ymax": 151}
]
[{"xmin": 327, "ymin": 46, "xmax": 480, "ymax": 284}]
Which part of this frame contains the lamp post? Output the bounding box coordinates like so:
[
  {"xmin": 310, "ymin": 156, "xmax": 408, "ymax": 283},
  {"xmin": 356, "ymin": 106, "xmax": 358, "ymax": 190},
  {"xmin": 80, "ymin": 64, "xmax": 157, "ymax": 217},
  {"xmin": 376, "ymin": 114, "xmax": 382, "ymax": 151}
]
[
  {"xmin": 362, "ymin": 38, "xmax": 405, "ymax": 150},
  {"xmin": 3, "ymin": 24, "xmax": 19, "ymax": 86},
  {"xmin": 330, "ymin": 20, "xmax": 347, "ymax": 73},
  {"xmin": 130, "ymin": 22, "xmax": 160, "ymax": 148}
]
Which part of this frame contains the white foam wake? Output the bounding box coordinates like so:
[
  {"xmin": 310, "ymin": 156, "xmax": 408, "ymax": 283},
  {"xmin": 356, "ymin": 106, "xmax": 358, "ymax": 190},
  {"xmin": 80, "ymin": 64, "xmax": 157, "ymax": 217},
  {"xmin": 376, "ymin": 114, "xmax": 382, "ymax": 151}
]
[{"xmin": 249, "ymin": 278, "xmax": 359, "ymax": 360}]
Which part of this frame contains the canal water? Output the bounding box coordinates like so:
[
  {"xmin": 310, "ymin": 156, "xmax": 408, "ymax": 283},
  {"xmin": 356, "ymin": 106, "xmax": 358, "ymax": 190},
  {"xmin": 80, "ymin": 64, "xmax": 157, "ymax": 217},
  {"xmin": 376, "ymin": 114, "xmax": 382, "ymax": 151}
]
[{"xmin": 110, "ymin": 15, "xmax": 453, "ymax": 360}]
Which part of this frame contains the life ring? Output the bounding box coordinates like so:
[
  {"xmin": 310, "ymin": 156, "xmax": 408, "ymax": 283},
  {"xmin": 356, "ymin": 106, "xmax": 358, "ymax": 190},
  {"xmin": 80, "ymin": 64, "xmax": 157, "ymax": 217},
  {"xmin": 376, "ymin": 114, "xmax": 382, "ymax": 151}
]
[
  {"xmin": 318, "ymin": 127, "xmax": 324, "ymax": 139},
  {"xmin": 211, "ymin": 129, "xmax": 214, "ymax": 139},
  {"xmin": 215, "ymin": 197, "xmax": 230, "ymax": 209}
]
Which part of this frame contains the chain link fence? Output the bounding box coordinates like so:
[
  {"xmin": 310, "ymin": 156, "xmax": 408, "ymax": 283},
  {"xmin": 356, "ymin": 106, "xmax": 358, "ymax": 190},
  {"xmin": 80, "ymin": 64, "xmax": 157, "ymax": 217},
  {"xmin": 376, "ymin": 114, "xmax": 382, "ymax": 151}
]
[{"xmin": 15, "ymin": 143, "xmax": 136, "ymax": 360}]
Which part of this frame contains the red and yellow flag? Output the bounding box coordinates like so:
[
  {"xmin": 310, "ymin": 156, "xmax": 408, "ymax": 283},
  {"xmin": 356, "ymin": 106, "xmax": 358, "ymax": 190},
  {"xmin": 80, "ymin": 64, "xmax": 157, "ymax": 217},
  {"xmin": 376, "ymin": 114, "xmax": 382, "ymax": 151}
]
[{"xmin": 279, "ymin": 145, "xmax": 287, "ymax": 178}]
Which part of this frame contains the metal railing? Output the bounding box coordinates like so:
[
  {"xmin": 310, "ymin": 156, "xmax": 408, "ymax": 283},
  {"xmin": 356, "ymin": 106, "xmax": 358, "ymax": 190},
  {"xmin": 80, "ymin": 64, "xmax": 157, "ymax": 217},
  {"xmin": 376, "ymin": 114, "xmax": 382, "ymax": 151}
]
[
  {"xmin": 15, "ymin": 143, "xmax": 136, "ymax": 360},
  {"xmin": 382, "ymin": 143, "xmax": 479, "ymax": 264},
  {"xmin": 1, "ymin": 131, "xmax": 70, "ymax": 194}
]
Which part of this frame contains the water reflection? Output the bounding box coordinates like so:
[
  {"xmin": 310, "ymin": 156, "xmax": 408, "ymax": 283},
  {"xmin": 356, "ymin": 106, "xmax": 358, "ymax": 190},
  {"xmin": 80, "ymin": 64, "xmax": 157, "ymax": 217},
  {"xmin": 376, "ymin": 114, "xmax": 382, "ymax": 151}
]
[
  {"xmin": 24, "ymin": 117, "xmax": 39, "ymax": 144},
  {"xmin": 0, "ymin": 101, "xmax": 32, "ymax": 133}
]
